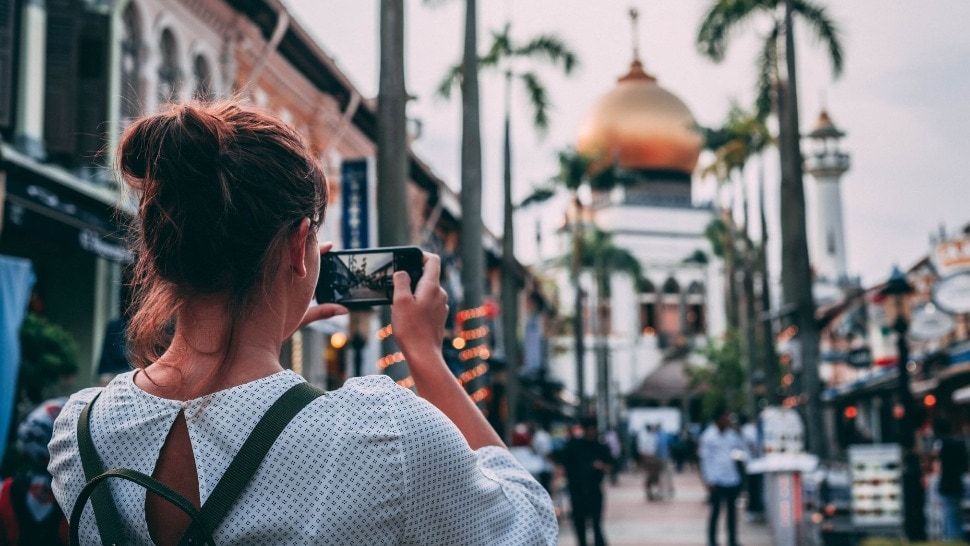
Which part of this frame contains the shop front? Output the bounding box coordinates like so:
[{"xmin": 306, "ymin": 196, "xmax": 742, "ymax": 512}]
[{"xmin": 0, "ymin": 144, "xmax": 131, "ymax": 388}]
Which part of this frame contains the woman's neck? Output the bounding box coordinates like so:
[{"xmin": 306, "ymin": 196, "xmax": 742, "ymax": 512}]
[{"xmin": 135, "ymin": 297, "xmax": 289, "ymax": 400}]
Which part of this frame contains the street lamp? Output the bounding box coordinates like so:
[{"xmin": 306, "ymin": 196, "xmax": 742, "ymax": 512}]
[{"xmin": 879, "ymin": 265, "xmax": 926, "ymax": 540}]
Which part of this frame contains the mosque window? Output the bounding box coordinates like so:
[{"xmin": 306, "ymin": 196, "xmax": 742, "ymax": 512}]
[
  {"xmin": 157, "ymin": 28, "xmax": 181, "ymax": 105},
  {"xmin": 120, "ymin": 3, "xmax": 143, "ymax": 121},
  {"xmin": 192, "ymin": 54, "xmax": 213, "ymax": 101}
]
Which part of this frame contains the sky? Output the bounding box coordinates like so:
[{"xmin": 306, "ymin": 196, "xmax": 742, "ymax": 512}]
[{"xmin": 285, "ymin": 0, "xmax": 970, "ymax": 285}]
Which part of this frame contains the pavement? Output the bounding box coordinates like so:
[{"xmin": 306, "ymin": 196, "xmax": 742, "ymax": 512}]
[{"xmin": 558, "ymin": 469, "xmax": 774, "ymax": 546}]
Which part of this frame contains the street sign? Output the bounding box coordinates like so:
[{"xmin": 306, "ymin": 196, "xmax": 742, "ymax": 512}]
[
  {"xmin": 933, "ymin": 272, "xmax": 970, "ymax": 315},
  {"xmin": 340, "ymin": 158, "xmax": 371, "ymax": 250},
  {"xmin": 849, "ymin": 444, "xmax": 903, "ymax": 529},
  {"xmin": 846, "ymin": 347, "xmax": 873, "ymax": 368},
  {"xmin": 909, "ymin": 302, "xmax": 956, "ymax": 341}
]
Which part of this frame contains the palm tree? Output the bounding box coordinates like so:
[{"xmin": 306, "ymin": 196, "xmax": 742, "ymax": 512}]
[
  {"xmin": 702, "ymin": 105, "xmax": 772, "ymax": 414},
  {"xmin": 438, "ymin": 23, "xmax": 577, "ymax": 438},
  {"xmin": 520, "ymin": 149, "xmax": 626, "ymax": 416},
  {"xmin": 377, "ymin": 0, "xmax": 412, "ymax": 363},
  {"xmin": 696, "ymin": 0, "xmax": 843, "ymax": 458},
  {"xmin": 558, "ymin": 227, "xmax": 643, "ymax": 430}
]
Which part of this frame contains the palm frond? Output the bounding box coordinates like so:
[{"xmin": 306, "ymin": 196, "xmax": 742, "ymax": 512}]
[
  {"xmin": 480, "ymin": 24, "xmax": 512, "ymax": 68},
  {"xmin": 754, "ymin": 22, "xmax": 781, "ymax": 120},
  {"xmin": 513, "ymin": 34, "xmax": 578, "ymax": 74},
  {"xmin": 518, "ymin": 185, "xmax": 556, "ymax": 208},
  {"xmin": 519, "ymin": 71, "xmax": 550, "ymax": 134},
  {"xmin": 792, "ymin": 0, "xmax": 844, "ymax": 77},
  {"xmin": 696, "ymin": 0, "xmax": 765, "ymax": 62},
  {"xmin": 435, "ymin": 62, "xmax": 463, "ymax": 99},
  {"xmin": 556, "ymin": 149, "xmax": 590, "ymax": 190}
]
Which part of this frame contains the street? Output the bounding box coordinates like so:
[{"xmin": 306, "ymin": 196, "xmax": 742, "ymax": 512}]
[{"xmin": 559, "ymin": 470, "xmax": 772, "ymax": 546}]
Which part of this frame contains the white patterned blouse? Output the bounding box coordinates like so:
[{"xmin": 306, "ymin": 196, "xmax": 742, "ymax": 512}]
[{"xmin": 48, "ymin": 370, "xmax": 558, "ymax": 545}]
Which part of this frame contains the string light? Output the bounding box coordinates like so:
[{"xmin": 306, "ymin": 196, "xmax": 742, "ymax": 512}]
[
  {"xmin": 843, "ymin": 406, "xmax": 858, "ymax": 419},
  {"xmin": 377, "ymin": 324, "xmax": 393, "ymax": 341},
  {"xmin": 457, "ymin": 363, "xmax": 488, "ymax": 385},
  {"xmin": 397, "ymin": 376, "xmax": 415, "ymax": 389},
  {"xmin": 458, "ymin": 326, "xmax": 489, "ymax": 341},
  {"xmin": 377, "ymin": 351, "xmax": 405, "ymax": 370},
  {"xmin": 459, "ymin": 346, "xmax": 491, "ymax": 362},
  {"xmin": 330, "ymin": 332, "xmax": 348, "ymax": 349},
  {"xmin": 470, "ymin": 387, "xmax": 491, "ymax": 403},
  {"xmin": 456, "ymin": 306, "xmax": 489, "ymax": 322},
  {"xmin": 452, "ymin": 337, "xmax": 467, "ymax": 350}
]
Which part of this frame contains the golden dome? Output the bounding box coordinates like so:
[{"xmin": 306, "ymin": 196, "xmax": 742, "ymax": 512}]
[{"xmin": 577, "ymin": 60, "xmax": 702, "ymax": 174}]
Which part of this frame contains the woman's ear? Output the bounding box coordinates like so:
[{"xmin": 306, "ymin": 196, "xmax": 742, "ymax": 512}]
[{"xmin": 289, "ymin": 218, "xmax": 312, "ymax": 278}]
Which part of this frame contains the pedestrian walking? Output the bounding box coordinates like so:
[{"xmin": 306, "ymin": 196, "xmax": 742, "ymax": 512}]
[
  {"xmin": 739, "ymin": 414, "xmax": 764, "ymax": 521},
  {"xmin": 637, "ymin": 423, "xmax": 662, "ymax": 500},
  {"xmin": 554, "ymin": 418, "xmax": 612, "ymax": 546},
  {"xmin": 933, "ymin": 418, "xmax": 968, "ymax": 541},
  {"xmin": 700, "ymin": 407, "xmax": 746, "ymax": 546},
  {"xmin": 47, "ymin": 102, "xmax": 557, "ymax": 545}
]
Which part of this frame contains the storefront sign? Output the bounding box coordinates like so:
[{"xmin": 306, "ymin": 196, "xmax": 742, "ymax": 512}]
[
  {"xmin": 933, "ymin": 272, "xmax": 970, "ymax": 314},
  {"xmin": 932, "ymin": 235, "xmax": 970, "ymax": 314},
  {"xmin": 909, "ymin": 302, "xmax": 956, "ymax": 341},
  {"xmin": 849, "ymin": 444, "xmax": 902, "ymax": 529},
  {"xmin": 340, "ymin": 158, "xmax": 371, "ymax": 250}
]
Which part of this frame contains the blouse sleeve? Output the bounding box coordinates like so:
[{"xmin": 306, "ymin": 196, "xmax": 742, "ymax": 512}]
[
  {"xmin": 386, "ymin": 385, "xmax": 558, "ymax": 546},
  {"xmin": 48, "ymin": 387, "xmax": 102, "ymax": 543}
]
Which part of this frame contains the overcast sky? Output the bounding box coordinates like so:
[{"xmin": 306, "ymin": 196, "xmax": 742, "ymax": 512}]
[{"xmin": 286, "ymin": 1, "xmax": 970, "ymax": 285}]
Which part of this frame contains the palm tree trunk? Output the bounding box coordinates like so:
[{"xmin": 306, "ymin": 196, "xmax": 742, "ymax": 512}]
[
  {"xmin": 571, "ymin": 197, "xmax": 587, "ymax": 413},
  {"xmin": 459, "ymin": 0, "xmax": 486, "ymax": 387},
  {"xmin": 594, "ymin": 254, "xmax": 609, "ymax": 432},
  {"xmin": 501, "ymin": 73, "xmax": 520, "ymax": 440},
  {"xmin": 377, "ymin": 0, "xmax": 411, "ymax": 360},
  {"xmin": 757, "ymin": 158, "xmax": 780, "ymax": 405},
  {"xmin": 739, "ymin": 173, "xmax": 759, "ymax": 416},
  {"xmin": 779, "ymin": 0, "xmax": 825, "ymax": 459}
]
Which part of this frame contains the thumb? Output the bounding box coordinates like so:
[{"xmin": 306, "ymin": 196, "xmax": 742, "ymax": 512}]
[{"xmin": 392, "ymin": 271, "xmax": 413, "ymax": 302}]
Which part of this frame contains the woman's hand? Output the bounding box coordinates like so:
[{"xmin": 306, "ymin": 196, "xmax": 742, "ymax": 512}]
[
  {"xmin": 299, "ymin": 243, "xmax": 348, "ymax": 328},
  {"xmin": 391, "ymin": 252, "xmax": 449, "ymax": 362}
]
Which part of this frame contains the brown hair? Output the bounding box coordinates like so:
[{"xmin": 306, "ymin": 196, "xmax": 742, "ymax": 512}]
[{"xmin": 118, "ymin": 101, "xmax": 327, "ymax": 368}]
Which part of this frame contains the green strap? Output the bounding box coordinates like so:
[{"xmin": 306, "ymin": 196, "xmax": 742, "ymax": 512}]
[
  {"xmin": 69, "ymin": 468, "xmax": 215, "ymax": 546},
  {"xmin": 77, "ymin": 393, "xmax": 126, "ymax": 546},
  {"xmin": 187, "ymin": 382, "xmax": 324, "ymax": 544},
  {"xmin": 74, "ymin": 381, "xmax": 324, "ymax": 545}
]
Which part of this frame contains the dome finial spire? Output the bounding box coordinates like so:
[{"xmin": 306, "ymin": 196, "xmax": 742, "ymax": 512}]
[
  {"xmin": 629, "ymin": 7, "xmax": 641, "ymax": 63},
  {"xmin": 620, "ymin": 6, "xmax": 654, "ymax": 82}
]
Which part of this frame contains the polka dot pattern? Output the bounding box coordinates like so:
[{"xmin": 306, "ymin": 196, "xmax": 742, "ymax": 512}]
[{"xmin": 48, "ymin": 371, "xmax": 557, "ymax": 545}]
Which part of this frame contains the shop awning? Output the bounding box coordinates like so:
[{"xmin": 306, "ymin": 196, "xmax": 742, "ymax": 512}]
[{"xmin": 2, "ymin": 143, "xmax": 132, "ymax": 263}]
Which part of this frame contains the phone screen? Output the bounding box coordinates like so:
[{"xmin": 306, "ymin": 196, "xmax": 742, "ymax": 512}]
[{"xmin": 316, "ymin": 246, "xmax": 422, "ymax": 308}]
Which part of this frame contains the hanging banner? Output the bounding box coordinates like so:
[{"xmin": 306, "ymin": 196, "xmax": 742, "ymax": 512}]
[
  {"xmin": 0, "ymin": 255, "xmax": 35, "ymax": 462},
  {"xmin": 340, "ymin": 158, "xmax": 372, "ymax": 250},
  {"xmin": 932, "ymin": 235, "xmax": 970, "ymax": 314}
]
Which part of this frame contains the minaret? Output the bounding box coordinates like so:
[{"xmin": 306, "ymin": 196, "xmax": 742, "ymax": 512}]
[{"xmin": 805, "ymin": 110, "xmax": 851, "ymax": 284}]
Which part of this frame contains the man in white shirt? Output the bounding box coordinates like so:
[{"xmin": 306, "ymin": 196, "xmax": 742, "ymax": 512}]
[
  {"xmin": 699, "ymin": 407, "xmax": 745, "ymax": 546},
  {"xmin": 636, "ymin": 424, "xmax": 661, "ymax": 500}
]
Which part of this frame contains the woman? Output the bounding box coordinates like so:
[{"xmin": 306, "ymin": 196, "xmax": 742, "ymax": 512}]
[{"xmin": 48, "ymin": 102, "xmax": 557, "ymax": 544}]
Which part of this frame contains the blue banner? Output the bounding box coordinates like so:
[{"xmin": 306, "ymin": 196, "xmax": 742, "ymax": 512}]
[
  {"xmin": 0, "ymin": 254, "xmax": 35, "ymax": 462},
  {"xmin": 340, "ymin": 158, "xmax": 370, "ymax": 249}
]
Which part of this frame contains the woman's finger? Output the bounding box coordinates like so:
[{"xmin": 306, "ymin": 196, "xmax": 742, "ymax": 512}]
[
  {"xmin": 300, "ymin": 303, "xmax": 348, "ymax": 327},
  {"xmin": 319, "ymin": 241, "xmax": 334, "ymax": 255},
  {"xmin": 392, "ymin": 271, "xmax": 413, "ymax": 302},
  {"xmin": 416, "ymin": 253, "xmax": 441, "ymax": 296}
]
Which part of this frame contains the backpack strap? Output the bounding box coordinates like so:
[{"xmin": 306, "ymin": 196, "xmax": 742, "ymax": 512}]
[
  {"xmin": 77, "ymin": 392, "xmax": 126, "ymax": 546},
  {"xmin": 185, "ymin": 381, "xmax": 324, "ymax": 544},
  {"xmin": 70, "ymin": 468, "xmax": 216, "ymax": 546},
  {"xmin": 74, "ymin": 381, "xmax": 324, "ymax": 545}
]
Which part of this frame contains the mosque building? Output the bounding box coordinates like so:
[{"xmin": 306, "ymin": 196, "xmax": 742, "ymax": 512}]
[{"xmin": 542, "ymin": 10, "xmax": 725, "ymax": 421}]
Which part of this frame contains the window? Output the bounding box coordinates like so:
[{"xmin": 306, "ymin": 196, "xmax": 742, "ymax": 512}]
[
  {"xmin": 120, "ymin": 3, "xmax": 143, "ymax": 120},
  {"xmin": 157, "ymin": 29, "xmax": 181, "ymax": 105},
  {"xmin": 192, "ymin": 54, "xmax": 213, "ymax": 101}
]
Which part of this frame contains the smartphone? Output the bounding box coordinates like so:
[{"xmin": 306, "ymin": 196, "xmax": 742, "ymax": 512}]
[{"xmin": 315, "ymin": 246, "xmax": 424, "ymax": 308}]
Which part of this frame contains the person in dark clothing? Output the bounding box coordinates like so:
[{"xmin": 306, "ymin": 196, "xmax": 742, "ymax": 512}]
[
  {"xmin": 554, "ymin": 419, "xmax": 612, "ymax": 546},
  {"xmin": 934, "ymin": 418, "xmax": 968, "ymax": 541}
]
